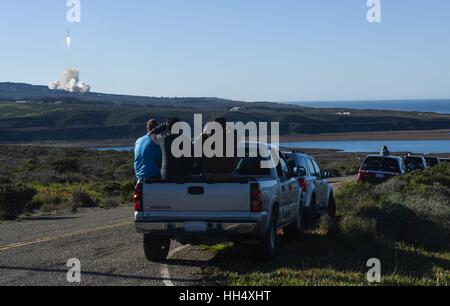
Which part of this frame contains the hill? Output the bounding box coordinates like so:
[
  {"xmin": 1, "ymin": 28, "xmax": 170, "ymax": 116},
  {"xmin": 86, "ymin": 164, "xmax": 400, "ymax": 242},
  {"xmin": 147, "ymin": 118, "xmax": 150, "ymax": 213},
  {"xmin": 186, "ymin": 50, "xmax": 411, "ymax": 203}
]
[{"xmin": 0, "ymin": 82, "xmax": 449, "ymax": 143}]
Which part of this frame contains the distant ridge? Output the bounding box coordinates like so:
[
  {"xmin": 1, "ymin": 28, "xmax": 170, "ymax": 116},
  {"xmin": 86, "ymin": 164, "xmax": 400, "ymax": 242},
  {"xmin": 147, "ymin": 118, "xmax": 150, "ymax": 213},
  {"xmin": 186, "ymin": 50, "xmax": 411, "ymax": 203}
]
[{"xmin": 0, "ymin": 82, "xmax": 240, "ymax": 107}]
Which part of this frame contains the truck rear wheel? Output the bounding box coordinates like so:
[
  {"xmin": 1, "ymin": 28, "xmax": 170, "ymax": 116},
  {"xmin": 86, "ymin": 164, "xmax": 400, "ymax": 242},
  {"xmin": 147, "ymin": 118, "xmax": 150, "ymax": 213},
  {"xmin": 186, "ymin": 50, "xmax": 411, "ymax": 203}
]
[
  {"xmin": 255, "ymin": 213, "xmax": 279, "ymax": 261},
  {"xmin": 328, "ymin": 193, "xmax": 336, "ymax": 219},
  {"xmin": 143, "ymin": 234, "xmax": 171, "ymax": 262},
  {"xmin": 304, "ymin": 195, "xmax": 317, "ymax": 228},
  {"xmin": 285, "ymin": 208, "xmax": 305, "ymax": 238}
]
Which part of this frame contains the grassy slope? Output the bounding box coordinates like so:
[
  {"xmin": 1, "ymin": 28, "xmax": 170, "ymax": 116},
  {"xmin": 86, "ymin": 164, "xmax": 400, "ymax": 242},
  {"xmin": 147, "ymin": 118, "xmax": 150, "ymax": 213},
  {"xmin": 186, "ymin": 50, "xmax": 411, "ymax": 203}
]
[
  {"xmin": 1, "ymin": 99, "xmax": 449, "ymax": 142},
  {"xmin": 202, "ymin": 166, "xmax": 450, "ymax": 286}
]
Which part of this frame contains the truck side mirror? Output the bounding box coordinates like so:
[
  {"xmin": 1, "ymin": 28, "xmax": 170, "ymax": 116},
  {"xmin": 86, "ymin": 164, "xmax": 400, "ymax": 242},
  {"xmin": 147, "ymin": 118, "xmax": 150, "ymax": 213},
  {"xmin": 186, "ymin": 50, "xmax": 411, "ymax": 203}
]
[
  {"xmin": 322, "ymin": 170, "xmax": 332, "ymax": 179},
  {"xmin": 295, "ymin": 166, "xmax": 307, "ymax": 177}
]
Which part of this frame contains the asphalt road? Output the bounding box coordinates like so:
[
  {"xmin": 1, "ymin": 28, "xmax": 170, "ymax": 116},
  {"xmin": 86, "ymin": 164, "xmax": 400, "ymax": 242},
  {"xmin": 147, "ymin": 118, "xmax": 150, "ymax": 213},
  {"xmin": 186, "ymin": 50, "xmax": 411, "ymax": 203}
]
[
  {"xmin": 0, "ymin": 176, "xmax": 356, "ymax": 286},
  {"xmin": 0, "ymin": 206, "xmax": 213, "ymax": 286}
]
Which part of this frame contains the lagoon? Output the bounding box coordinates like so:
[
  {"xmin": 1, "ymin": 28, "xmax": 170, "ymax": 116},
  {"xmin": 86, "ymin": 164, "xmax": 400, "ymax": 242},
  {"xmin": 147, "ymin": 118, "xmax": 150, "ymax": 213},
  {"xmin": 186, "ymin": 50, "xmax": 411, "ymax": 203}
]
[{"xmin": 98, "ymin": 140, "xmax": 450, "ymax": 154}]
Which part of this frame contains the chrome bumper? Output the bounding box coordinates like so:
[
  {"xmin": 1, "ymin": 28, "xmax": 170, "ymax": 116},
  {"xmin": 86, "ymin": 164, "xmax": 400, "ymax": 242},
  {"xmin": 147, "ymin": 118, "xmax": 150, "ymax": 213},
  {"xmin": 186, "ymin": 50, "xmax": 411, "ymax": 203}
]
[
  {"xmin": 134, "ymin": 212, "xmax": 262, "ymax": 235},
  {"xmin": 135, "ymin": 221, "xmax": 258, "ymax": 235}
]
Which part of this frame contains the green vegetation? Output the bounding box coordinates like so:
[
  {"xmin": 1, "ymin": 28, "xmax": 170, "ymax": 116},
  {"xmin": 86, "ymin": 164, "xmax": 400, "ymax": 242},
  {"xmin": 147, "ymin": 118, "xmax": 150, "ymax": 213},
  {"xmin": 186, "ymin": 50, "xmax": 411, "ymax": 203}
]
[
  {"xmin": 202, "ymin": 165, "xmax": 450, "ymax": 286},
  {"xmin": 1, "ymin": 90, "xmax": 449, "ymax": 143},
  {"xmin": 0, "ymin": 146, "xmax": 135, "ymax": 220}
]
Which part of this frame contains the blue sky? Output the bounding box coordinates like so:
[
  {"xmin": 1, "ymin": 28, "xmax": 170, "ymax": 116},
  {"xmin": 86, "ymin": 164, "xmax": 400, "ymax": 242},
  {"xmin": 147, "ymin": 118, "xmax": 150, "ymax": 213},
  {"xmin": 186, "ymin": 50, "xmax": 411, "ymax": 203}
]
[{"xmin": 0, "ymin": 0, "xmax": 449, "ymax": 101}]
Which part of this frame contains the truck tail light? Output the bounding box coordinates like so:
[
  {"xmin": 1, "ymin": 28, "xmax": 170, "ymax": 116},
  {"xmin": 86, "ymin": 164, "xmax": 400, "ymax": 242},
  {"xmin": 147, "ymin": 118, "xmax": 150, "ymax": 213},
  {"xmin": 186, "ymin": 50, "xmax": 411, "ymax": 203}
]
[
  {"xmin": 134, "ymin": 183, "xmax": 143, "ymax": 212},
  {"xmin": 357, "ymin": 170, "xmax": 366, "ymax": 182},
  {"xmin": 251, "ymin": 183, "xmax": 263, "ymax": 212},
  {"xmin": 297, "ymin": 178, "xmax": 307, "ymax": 193}
]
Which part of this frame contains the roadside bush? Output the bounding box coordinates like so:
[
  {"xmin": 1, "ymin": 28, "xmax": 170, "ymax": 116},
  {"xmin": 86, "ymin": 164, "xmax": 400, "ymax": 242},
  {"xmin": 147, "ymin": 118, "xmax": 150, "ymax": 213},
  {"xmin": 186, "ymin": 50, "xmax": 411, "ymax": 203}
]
[
  {"xmin": 340, "ymin": 216, "xmax": 378, "ymax": 245},
  {"xmin": 70, "ymin": 187, "xmax": 97, "ymax": 208},
  {"xmin": 51, "ymin": 157, "xmax": 80, "ymax": 174},
  {"xmin": 335, "ymin": 164, "xmax": 450, "ymax": 251},
  {"xmin": 99, "ymin": 197, "xmax": 120, "ymax": 209},
  {"xmin": 28, "ymin": 192, "xmax": 64, "ymax": 213},
  {"xmin": 335, "ymin": 182, "xmax": 375, "ymax": 216},
  {"xmin": 0, "ymin": 183, "xmax": 36, "ymax": 220}
]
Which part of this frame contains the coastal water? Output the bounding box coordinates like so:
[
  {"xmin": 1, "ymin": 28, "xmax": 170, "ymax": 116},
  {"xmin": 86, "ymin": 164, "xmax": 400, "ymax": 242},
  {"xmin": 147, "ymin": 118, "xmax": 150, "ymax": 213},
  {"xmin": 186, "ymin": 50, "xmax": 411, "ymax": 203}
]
[
  {"xmin": 280, "ymin": 140, "xmax": 450, "ymax": 154},
  {"xmin": 98, "ymin": 140, "xmax": 450, "ymax": 154},
  {"xmin": 289, "ymin": 100, "xmax": 450, "ymax": 114}
]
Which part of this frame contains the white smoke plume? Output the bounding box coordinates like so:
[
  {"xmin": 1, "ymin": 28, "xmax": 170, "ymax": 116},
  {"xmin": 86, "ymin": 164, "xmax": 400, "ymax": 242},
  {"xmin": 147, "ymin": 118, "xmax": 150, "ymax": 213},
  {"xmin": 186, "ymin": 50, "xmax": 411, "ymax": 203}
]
[{"xmin": 49, "ymin": 68, "xmax": 91, "ymax": 93}]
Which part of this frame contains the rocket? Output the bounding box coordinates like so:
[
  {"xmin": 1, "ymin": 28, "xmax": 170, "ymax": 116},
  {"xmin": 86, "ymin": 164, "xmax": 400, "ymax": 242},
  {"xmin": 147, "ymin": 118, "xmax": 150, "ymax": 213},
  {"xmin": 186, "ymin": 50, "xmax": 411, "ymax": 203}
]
[{"xmin": 66, "ymin": 30, "xmax": 72, "ymax": 49}]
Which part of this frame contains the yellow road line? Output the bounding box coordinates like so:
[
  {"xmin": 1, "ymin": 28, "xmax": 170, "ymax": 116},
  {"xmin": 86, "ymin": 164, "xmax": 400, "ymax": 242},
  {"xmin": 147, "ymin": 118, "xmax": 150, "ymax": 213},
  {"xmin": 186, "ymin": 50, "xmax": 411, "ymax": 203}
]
[{"xmin": 0, "ymin": 221, "xmax": 132, "ymax": 252}]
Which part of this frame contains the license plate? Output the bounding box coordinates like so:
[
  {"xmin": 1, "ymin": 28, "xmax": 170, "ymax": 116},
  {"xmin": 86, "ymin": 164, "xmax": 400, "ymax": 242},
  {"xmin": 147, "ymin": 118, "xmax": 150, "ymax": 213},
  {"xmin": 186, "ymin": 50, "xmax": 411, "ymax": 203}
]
[
  {"xmin": 185, "ymin": 222, "xmax": 207, "ymax": 233},
  {"xmin": 376, "ymin": 173, "xmax": 385, "ymax": 179}
]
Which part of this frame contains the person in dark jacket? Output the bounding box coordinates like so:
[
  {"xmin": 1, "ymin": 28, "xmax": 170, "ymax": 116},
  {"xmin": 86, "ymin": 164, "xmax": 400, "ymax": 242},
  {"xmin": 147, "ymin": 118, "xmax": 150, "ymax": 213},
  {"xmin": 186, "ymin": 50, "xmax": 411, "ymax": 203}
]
[
  {"xmin": 200, "ymin": 118, "xmax": 237, "ymax": 181},
  {"xmin": 152, "ymin": 118, "xmax": 193, "ymax": 181}
]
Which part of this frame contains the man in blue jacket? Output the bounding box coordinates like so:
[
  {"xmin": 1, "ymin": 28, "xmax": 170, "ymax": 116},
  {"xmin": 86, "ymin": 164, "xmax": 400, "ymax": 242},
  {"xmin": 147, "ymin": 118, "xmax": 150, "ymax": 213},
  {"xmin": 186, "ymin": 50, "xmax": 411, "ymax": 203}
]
[{"xmin": 134, "ymin": 119, "xmax": 162, "ymax": 181}]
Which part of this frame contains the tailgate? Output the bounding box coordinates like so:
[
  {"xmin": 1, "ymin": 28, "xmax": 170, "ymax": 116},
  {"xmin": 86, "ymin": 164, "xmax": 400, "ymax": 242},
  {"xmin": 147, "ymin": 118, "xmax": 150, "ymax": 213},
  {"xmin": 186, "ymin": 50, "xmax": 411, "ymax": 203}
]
[{"xmin": 143, "ymin": 182, "xmax": 251, "ymax": 212}]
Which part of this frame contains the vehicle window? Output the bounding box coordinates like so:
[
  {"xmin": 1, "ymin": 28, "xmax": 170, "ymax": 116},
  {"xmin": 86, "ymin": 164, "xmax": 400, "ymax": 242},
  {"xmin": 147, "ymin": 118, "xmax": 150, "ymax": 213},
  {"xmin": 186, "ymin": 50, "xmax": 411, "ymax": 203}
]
[
  {"xmin": 425, "ymin": 157, "xmax": 439, "ymax": 167},
  {"xmin": 312, "ymin": 159, "xmax": 322, "ymax": 177},
  {"xmin": 404, "ymin": 157, "xmax": 425, "ymax": 171},
  {"xmin": 307, "ymin": 159, "xmax": 318, "ymax": 177},
  {"xmin": 361, "ymin": 157, "xmax": 401, "ymax": 173},
  {"xmin": 236, "ymin": 157, "xmax": 271, "ymax": 176},
  {"xmin": 296, "ymin": 156, "xmax": 308, "ymax": 171},
  {"xmin": 280, "ymin": 159, "xmax": 290, "ymax": 178}
]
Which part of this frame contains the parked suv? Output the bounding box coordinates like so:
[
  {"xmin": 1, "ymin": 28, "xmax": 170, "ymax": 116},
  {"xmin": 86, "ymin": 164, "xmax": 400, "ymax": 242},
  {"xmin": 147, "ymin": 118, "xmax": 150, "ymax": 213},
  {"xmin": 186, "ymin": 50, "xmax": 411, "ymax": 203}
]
[
  {"xmin": 404, "ymin": 155, "xmax": 428, "ymax": 172},
  {"xmin": 282, "ymin": 152, "xmax": 335, "ymax": 228},
  {"xmin": 424, "ymin": 156, "xmax": 440, "ymax": 168},
  {"xmin": 358, "ymin": 155, "xmax": 406, "ymax": 184}
]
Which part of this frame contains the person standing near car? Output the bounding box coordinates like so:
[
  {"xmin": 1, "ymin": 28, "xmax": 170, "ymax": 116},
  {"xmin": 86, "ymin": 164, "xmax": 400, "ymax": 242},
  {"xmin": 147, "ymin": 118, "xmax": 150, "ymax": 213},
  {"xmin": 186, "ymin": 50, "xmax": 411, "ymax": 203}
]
[{"xmin": 134, "ymin": 119, "xmax": 162, "ymax": 181}]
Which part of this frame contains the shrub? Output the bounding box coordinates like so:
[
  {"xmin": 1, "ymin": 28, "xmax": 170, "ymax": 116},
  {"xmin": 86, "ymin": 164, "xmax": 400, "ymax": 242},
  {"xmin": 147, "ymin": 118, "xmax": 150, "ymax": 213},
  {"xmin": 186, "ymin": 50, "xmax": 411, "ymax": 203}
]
[
  {"xmin": 70, "ymin": 187, "xmax": 97, "ymax": 208},
  {"xmin": 340, "ymin": 216, "xmax": 378, "ymax": 244},
  {"xmin": 28, "ymin": 192, "xmax": 64, "ymax": 213},
  {"xmin": 0, "ymin": 183, "xmax": 36, "ymax": 220},
  {"xmin": 52, "ymin": 157, "xmax": 80, "ymax": 174},
  {"xmin": 99, "ymin": 197, "xmax": 120, "ymax": 209},
  {"xmin": 335, "ymin": 164, "xmax": 450, "ymax": 251}
]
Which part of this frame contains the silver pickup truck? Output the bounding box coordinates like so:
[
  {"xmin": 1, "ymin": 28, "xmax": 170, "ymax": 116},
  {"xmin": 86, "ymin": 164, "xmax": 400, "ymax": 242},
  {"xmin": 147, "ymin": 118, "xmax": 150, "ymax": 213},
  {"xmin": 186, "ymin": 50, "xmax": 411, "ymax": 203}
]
[{"xmin": 134, "ymin": 143, "xmax": 301, "ymax": 261}]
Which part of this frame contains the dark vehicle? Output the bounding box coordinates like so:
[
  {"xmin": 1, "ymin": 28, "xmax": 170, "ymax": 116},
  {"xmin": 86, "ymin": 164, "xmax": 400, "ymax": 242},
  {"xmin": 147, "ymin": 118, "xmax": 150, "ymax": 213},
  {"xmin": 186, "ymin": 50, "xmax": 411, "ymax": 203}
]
[
  {"xmin": 424, "ymin": 156, "xmax": 440, "ymax": 168},
  {"xmin": 404, "ymin": 155, "xmax": 428, "ymax": 172},
  {"xmin": 358, "ymin": 155, "xmax": 406, "ymax": 184}
]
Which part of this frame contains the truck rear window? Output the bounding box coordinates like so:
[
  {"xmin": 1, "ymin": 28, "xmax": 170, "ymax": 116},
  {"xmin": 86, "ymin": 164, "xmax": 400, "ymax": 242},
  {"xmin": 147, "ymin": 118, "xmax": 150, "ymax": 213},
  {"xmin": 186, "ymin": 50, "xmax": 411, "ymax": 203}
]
[
  {"xmin": 236, "ymin": 157, "xmax": 271, "ymax": 176},
  {"xmin": 361, "ymin": 157, "xmax": 400, "ymax": 173}
]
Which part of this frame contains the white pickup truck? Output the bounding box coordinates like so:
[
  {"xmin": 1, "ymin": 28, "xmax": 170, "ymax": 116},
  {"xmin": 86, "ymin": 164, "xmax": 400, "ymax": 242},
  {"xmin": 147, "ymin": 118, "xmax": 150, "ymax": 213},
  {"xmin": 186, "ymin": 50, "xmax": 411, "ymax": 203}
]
[{"xmin": 134, "ymin": 143, "xmax": 302, "ymax": 261}]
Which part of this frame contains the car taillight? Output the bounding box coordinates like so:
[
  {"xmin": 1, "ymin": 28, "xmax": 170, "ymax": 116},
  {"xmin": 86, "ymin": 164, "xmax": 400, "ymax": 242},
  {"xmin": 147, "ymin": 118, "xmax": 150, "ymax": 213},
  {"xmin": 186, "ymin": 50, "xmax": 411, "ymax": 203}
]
[
  {"xmin": 251, "ymin": 183, "xmax": 263, "ymax": 212},
  {"xmin": 297, "ymin": 179, "xmax": 307, "ymax": 193},
  {"xmin": 133, "ymin": 183, "xmax": 143, "ymax": 212},
  {"xmin": 357, "ymin": 170, "xmax": 366, "ymax": 182}
]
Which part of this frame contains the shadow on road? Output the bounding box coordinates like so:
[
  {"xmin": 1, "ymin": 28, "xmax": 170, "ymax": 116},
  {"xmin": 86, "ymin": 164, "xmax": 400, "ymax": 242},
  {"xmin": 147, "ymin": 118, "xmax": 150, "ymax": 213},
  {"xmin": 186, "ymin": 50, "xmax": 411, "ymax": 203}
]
[
  {"xmin": 21, "ymin": 216, "xmax": 79, "ymax": 222},
  {"xmin": 0, "ymin": 265, "xmax": 202, "ymax": 284}
]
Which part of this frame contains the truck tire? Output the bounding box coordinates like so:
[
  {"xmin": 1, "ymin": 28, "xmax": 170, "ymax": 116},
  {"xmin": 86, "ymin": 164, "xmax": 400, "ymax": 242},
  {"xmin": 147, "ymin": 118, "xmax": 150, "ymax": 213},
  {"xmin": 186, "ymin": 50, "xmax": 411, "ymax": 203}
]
[
  {"xmin": 255, "ymin": 213, "xmax": 279, "ymax": 261},
  {"xmin": 143, "ymin": 234, "xmax": 171, "ymax": 262},
  {"xmin": 285, "ymin": 206, "xmax": 305, "ymax": 238},
  {"xmin": 304, "ymin": 195, "xmax": 317, "ymax": 228},
  {"xmin": 328, "ymin": 193, "xmax": 336, "ymax": 219}
]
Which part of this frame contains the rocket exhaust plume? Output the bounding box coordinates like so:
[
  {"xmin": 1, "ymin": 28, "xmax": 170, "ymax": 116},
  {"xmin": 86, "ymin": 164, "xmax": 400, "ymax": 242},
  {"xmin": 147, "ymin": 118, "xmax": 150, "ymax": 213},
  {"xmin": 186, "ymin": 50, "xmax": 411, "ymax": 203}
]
[
  {"xmin": 49, "ymin": 68, "xmax": 91, "ymax": 93},
  {"xmin": 66, "ymin": 30, "xmax": 72, "ymax": 49}
]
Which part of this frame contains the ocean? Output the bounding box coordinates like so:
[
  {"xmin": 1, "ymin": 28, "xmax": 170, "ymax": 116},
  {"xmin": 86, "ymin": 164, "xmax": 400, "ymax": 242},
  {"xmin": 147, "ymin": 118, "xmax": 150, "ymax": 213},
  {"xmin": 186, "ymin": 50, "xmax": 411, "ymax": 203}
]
[{"xmin": 288, "ymin": 100, "xmax": 450, "ymax": 114}]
